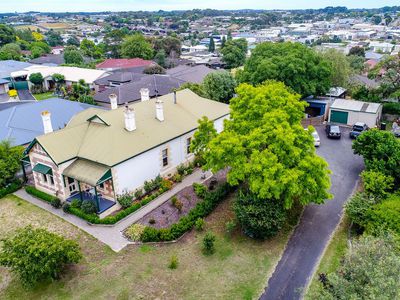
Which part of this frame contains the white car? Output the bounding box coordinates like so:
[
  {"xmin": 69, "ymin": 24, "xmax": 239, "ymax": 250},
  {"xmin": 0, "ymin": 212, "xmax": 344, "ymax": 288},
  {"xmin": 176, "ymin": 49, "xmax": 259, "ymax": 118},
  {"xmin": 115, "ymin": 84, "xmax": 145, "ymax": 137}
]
[{"xmin": 305, "ymin": 128, "xmax": 321, "ymax": 147}]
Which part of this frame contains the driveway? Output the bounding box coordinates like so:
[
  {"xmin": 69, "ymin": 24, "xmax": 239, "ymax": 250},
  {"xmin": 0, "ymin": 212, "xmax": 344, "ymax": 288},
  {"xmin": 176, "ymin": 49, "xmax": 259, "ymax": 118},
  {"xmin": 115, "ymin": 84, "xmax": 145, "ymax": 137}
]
[
  {"xmin": 17, "ymin": 89, "xmax": 36, "ymax": 100},
  {"xmin": 260, "ymin": 126, "xmax": 364, "ymax": 300}
]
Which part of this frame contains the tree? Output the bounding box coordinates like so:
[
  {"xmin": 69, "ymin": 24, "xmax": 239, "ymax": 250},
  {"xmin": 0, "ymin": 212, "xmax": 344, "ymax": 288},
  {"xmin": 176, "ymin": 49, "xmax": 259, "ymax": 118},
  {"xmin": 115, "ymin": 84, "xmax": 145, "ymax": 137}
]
[
  {"xmin": 208, "ymin": 37, "xmax": 215, "ymax": 53},
  {"xmin": 104, "ymin": 29, "xmax": 126, "ymax": 58},
  {"xmin": 220, "ymin": 38, "xmax": 248, "ymax": 69},
  {"xmin": 347, "ymin": 55, "xmax": 365, "ymax": 74},
  {"xmin": 348, "ymin": 46, "xmax": 365, "ymax": 57},
  {"xmin": 30, "ymin": 41, "xmax": 51, "ymax": 53},
  {"xmin": 143, "ymin": 64, "xmax": 166, "ymax": 74},
  {"xmin": 152, "ymin": 36, "xmax": 181, "ymax": 57},
  {"xmin": 0, "ymin": 43, "xmax": 22, "ymax": 61},
  {"xmin": 203, "ymin": 81, "xmax": 331, "ymax": 209},
  {"xmin": 239, "ymin": 42, "xmax": 332, "ymax": 97},
  {"xmin": 154, "ymin": 49, "xmax": 166, "ymax": 68},
  {"xmin": 70, "ymin": 79, "xmax": 90, "ymax": 100},
  {"xmin": 30, "ymin": 46, "xmax": 45, "ymax": 59},
  {"xmin": 45, "ymin": 30, "xmax": 63, "ymax": 47},
  {"xmin": 371, "ymin": 15, "xmax": 383, "ymax": 25},
  {"xmin": 52, "ymin": 73, "xmax": 65, "ymax": 94},
  {"xmin": 67, "ymin": 35, "xmax": 80, "ymax": 47},
  {"xmin": 121, "ymin": 34, "xmax": 154, "ymax": 60},
  {"xmin": 177, "ymin": 82, "xmax": 208, "ymax": 98},
  {"xmin": 320, "ymin": 48, "xmax": 352, "ymax": 87},
  {"xmin": 64, "ymin": 48, "xmax": 84, "ymax": 65},
  {"xmin": 0, "ymin": 140, "xmax": 24, "ymax": 188},
  {"xmin": 16, "ymin": 29, "xmax": 34, "ymax": 42},
  {"xmin": 190, "ymin": 116, "xmax": 217, "ymax": 164},
  {"xmin": 80, "ymin": 38, "xmax": 96, "ymax": 57},
  {"xmin": 29, "ymin": 72, "xmax": 44, "ymax": 86},
  {"xmin": 234, "ymin": 190, "xmax": 287, "ymax": 239},
  {"xmin": 0, "ymin": 24, "xmax": 16, "ymax": 46},
  {"xmin": 203, "ymin": 71, "xmax": 236, "ymax": 103},
  {"xmin": 352, "ymin": 129, "xmax": 400, "ymax": 182},
  {"xmin": 361, "ymin": 170, "xmax": 394, "ymax": 199},
  {"xmin": 221, "ymin": 36, "xmax": 226, "ymax": 48},
  {"xmin": 370, "ymin": 53, "xmax": 400, "ymax": 100},
  {"xmin": 316, "ymin": 236, "xmax": 400, "ymax": 299},
  {"xmin": 0, "ymin": 226, "xmax": 82, "ymax": 287}
]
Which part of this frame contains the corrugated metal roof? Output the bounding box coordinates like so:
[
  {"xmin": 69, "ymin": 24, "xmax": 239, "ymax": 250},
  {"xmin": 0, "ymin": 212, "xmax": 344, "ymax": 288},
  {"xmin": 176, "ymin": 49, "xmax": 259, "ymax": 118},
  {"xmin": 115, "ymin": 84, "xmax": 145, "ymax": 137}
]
[
  {"xmin": 63, "ymin": 159, "xmax": 109, "ymax": 186},
  {"xmin": 331, "ymin": 99, "xmax": 381, "ymax": 114},
  {"xmin": 35, "ymin": 89, "xmax": 230, "ymax": 166}
]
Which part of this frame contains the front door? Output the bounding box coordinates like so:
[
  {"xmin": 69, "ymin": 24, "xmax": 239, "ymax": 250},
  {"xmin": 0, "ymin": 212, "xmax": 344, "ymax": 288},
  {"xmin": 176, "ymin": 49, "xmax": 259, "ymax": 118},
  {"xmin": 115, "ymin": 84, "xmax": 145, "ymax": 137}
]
[{"xmin": 68, "ymin": 177, "xmax": 78, "ymax": 194}]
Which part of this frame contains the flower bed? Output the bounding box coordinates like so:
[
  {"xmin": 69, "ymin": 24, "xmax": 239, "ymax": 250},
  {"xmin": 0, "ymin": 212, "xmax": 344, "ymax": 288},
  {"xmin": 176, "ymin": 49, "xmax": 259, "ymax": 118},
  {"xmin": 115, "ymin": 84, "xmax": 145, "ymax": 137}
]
[{"xmin": 126, "ymin": 181, "xmax": 234, "ymax": 242}]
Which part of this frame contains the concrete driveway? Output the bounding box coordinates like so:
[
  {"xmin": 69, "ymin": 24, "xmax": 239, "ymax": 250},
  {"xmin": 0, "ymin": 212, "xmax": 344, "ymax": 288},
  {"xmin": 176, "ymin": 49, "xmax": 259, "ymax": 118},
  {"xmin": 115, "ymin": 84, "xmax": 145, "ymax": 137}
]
[{"xmin": 260, "ymin": 126, "xmax": 364, "ymax": 300}]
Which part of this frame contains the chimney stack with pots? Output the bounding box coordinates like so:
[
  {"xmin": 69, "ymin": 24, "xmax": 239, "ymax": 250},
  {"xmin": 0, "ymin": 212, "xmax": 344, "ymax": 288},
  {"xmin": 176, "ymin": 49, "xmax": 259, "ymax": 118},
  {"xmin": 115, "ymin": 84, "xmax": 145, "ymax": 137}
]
[
  {"xmin": 140, "ymin": 88, "xmax": 150, "ymax": 102},
  {"xmin": 41, "ymin": 111, "xmax": 53, "ymax": 134},
  {"xmin": 155, "ymin": 99, "xmax": 164, "ymax": 122},
  {"xmin": 124, "ymin": 104, "xmax": 136, "ymax": 132},
  {"xmin": 109, "ymin": 93, "xmax": 118, "ymax": 110}
]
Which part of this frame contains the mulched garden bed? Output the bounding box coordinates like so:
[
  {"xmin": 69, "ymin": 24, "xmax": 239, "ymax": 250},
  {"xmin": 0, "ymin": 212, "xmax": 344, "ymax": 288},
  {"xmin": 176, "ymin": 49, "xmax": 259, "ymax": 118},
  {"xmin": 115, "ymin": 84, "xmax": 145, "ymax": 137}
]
[{"xmin": 136, "ymin": 169, "xmax": 228, "ymax": 229}]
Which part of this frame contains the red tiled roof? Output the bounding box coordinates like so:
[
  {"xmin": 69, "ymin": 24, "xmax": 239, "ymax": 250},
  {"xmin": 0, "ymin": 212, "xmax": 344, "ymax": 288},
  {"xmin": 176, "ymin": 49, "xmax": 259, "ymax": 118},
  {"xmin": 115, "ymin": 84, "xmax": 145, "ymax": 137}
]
[{"xmin": 96, "ymin": 58, "xmax": 153, "ymax": 69}]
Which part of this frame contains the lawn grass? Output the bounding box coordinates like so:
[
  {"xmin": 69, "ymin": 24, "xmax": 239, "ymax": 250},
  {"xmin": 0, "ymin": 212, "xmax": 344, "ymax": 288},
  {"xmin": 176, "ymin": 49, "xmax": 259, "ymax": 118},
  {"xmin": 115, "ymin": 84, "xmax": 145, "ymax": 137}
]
[
  {"xmin": 0, "ymin": 194, "xmax": 301, "ymax": 300},
  {"xmin": 305, "ymin": 216, "xmax": 350, "ymax": 299},
  {"xmin": 33, "ymin": 92, "xmax": 54, "ymax": 101}
]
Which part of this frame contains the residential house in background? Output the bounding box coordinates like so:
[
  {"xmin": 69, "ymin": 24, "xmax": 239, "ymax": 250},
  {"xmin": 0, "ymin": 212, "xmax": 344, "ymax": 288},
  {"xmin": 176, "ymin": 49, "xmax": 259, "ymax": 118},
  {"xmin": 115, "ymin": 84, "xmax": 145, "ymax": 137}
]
[
  {"xmin": 166, "ymin": 65, "xmax": 216, "ymax": 84},
  {"xmin": 24, "ymin": 89, "xmax": 229, "ymax": 217},
  {"xmin": 94, "ymin": 74, "xmax": 184, "ymax": 107},
  {"xmin": 96, "ymin": 58, "xmax": 155, "ymax": 72}
]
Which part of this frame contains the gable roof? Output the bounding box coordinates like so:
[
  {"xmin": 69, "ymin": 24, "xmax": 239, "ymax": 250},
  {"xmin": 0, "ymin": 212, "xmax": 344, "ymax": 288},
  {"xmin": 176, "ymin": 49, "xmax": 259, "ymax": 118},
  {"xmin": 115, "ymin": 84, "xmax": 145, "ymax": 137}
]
[
  {"xmin": 94, "ymin": 72, "xmax": 143, "ymax": 86},
  {"xmin": 96, "ymin": 58, "xmax": 153, "ymax": 70},
  {"xmin": 33, "ymin": 89, "xmax": 230, "ymax": 167},
  {"xmin": 331, "ymin": 99, "xmax": 381, "ymax": 114},
  {"xmin": 94, "ymin": 74, "xmax": 184, "ymax": 105},
  {"xmin": 0, "ymin": 60, "xmax": 33, "ymax": 79},
  {"xmin": 166, "ymin": 65, "xmax": 216, "ymax": 84},
  {"xmin": 0, "ymin": 99, "xmax": 101, "ymax": 146}
]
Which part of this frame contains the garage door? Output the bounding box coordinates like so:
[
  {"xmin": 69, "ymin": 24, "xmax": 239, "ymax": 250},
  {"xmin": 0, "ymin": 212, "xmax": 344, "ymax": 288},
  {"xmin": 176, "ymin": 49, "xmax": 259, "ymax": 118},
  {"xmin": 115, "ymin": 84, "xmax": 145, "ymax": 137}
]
[{"xmin": 330, "ymin": 110, "xmax": 348, "ymax": 124}]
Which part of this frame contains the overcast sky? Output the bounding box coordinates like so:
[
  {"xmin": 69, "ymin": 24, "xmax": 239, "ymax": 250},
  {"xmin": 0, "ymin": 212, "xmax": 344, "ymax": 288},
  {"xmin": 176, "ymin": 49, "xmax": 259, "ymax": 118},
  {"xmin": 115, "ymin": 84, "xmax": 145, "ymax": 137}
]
[{"xmin": 1, "ymin": 0, "xmax": 399, "ymax": 13}]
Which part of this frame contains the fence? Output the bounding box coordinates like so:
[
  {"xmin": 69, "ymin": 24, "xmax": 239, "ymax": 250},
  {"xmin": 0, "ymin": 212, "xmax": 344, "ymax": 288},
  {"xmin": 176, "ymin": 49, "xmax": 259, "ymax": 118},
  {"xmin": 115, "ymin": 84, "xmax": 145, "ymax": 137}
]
[{"xmin": 301, "ymin": 116, "xmax": 324, "ymax": 127}]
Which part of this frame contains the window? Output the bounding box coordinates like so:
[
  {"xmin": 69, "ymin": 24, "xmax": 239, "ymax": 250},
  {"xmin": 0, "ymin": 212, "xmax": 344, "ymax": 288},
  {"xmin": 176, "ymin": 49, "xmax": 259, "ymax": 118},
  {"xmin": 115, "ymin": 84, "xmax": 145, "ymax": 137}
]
[
  {"xmin": 42, "ymin": 174, "xmax": 47, "ymax": 182},
  {"xmin": 49, "ymin": 176, "xmax": 54, "ymax": 185},
  {"xmin": 99, "ymin": 182, "xmax": 105, "ymax": 189},
  {"xmin": 186, "ymin": 137, "xmax": 192, "ymax": 154},
  {"xmin": 162, "ymin": 148, "xmax": 168, "ymax": 167}
]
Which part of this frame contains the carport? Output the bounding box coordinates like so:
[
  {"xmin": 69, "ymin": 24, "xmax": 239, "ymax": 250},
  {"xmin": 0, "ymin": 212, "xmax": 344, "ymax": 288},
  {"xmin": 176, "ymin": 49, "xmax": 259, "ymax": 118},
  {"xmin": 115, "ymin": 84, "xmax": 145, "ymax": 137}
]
[{"xmin": 328, "ymin": 99, "xmax": 382, "ymax": 128}]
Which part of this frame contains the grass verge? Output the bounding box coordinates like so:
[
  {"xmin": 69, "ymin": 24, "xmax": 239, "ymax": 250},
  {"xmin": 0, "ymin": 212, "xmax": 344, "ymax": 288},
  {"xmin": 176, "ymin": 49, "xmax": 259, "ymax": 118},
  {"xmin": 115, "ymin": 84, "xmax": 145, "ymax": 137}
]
[{"xmin": 33, "ymin": 92, "xmax": 54, "ymax": 101}]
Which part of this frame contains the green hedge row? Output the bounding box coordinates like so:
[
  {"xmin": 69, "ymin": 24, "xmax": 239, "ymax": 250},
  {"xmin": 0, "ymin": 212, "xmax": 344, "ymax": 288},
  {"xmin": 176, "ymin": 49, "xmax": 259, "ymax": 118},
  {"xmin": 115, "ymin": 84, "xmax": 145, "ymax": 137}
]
[
  {"xmin": 25, "ymin": 186, "xmax": 61, "ymax": 208},
  {"xmin": 66, "ymin": 186, "xmax": 170, "ymax": 225},
  {"xmin": 139, "ymin": 182, "xmax": 233, "ymax": 242},
  {"xmin": 0, "ymin": 180, "xmax": 23, "ymax": 198}
]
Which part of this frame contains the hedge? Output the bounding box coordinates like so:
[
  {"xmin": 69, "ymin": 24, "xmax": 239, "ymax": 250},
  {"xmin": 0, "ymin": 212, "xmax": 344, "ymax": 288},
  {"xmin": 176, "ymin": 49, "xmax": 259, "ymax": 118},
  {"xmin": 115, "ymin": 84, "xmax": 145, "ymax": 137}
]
[
  {"xmin": 139, "ymin": 182, "xmax": 234, "ymax": 242},
  {"xmin": 66, "ymin": 186, "xmax": 170, "ymax": 225},
  {"xmin": 0, "ymin": 180, "xmax": 23, "ymax": 198},
  {"xmin": 25, "ymin": 186, "xmax": 60, "ymax": 207},
  {"xmin": 383, "ymin": 102, "xmax": 400, "ymax": 115}
]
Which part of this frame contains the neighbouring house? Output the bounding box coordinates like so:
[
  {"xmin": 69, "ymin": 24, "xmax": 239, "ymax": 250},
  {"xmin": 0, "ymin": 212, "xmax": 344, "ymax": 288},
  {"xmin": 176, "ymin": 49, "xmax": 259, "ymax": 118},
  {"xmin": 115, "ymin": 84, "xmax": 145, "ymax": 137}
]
[
  {"xmin": 0, "ymin": 79, "xmax": 10, "ymax": 101},
  {"xmin": 29, "ymin": 54, "xmax": 93, "ymax": 66},
  {"xmin": 0, "ymin": 60, "xmax": 34, "ymax": 91},
  {"xmin": 94, "ymin": 74, "xmax": 184, "ymax": 107},
  {"xmin": 96, "ymin": 58, "xmax": 155, "ymax": 72},
  {"xmin": 10, "ymin": 65, "xmax": 110, "ymax": 91},
  {"xmin": 94, "ymin": 72, "xmax": 145, "ymax": 92},
  {"xmin": 166, "ymin": 65, "xmax": 216, "ymax": 84},
  {"xmin": 51, "ymin": 46, "xmax": 64, "ymax": 55},
  {"xmin": 326, "ymin": 87, "xmax": 347, "ymax": 99},
  {"xmin": 328, "ymin": 99, "xmax": 382, "ymax": 128},
  {"xmin": 24, "ymin": 89, "xmax": 229, "ymax": 217}
]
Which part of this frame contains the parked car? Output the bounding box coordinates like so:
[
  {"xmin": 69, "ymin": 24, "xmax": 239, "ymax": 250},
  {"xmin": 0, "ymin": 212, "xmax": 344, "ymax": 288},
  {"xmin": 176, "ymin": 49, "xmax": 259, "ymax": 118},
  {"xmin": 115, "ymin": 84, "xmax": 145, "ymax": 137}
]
[
  {"xmin": 305, "ymin": 128, "xmax": 321, "ymax": 147},
  {"xmin": 349, "ymin": 122, "xmax": 369, "ymax": 139},
  {"xmin": 325, "ymin": 124, "xmax": 341, "ymax": 139}
]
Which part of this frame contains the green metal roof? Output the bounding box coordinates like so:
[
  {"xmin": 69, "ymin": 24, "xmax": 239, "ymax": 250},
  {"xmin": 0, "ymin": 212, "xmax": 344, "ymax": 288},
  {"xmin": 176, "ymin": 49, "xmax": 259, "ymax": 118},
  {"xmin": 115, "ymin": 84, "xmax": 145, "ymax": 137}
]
[
  {"xmin": 62, "ymin": 159, "xmax": 110, "ymax": 186},
  {"xmin": 32, "ymin": 163, "xmax": 53, "ymax": 175}
]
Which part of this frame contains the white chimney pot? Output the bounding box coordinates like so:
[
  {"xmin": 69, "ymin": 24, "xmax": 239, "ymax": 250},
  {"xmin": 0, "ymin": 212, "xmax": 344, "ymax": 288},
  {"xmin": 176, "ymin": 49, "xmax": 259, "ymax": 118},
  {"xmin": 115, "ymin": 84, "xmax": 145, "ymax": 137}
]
[
  {"xmin": 41, "ymin": 111, "xmax": 53, "ymax": 134},
  {"xmin": 140, "ymin": 88, "xmax": 150, "ymax": 102},
  {"xmin": 155, "ymin": 99, "xmax": 164, "ymax": 122},
  {"xmin": 109, "ymin": 93, "xmax": 118, "ymax": 110},
  {"xmin": 124, "ymin": 106, "xmax": 136, "ymax": 132}
]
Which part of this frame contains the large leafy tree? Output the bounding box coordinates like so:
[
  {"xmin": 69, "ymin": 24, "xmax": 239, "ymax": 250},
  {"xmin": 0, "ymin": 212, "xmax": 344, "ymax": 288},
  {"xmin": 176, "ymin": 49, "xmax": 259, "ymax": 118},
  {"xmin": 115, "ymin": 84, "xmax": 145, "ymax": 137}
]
[
  {"xmin": 64, "ymin": 47, "xmax": 84, "ymax": 65},
  {"xmin": 190, "ymin": 116, "xmax": 217, "ymax": 164},
  {"xmin": 0, "ymin": 24, "xmax": 16, "ymax": 46},
  {"xmin": 151, "ymin": 36, "xmax": 181, "ymax": 57},
  {"xmin": 203, "ymin": 81, "xmax": 331, "ymax": 209},
  {"xmin": 45, "ymin": 30, "xmax": 63, "ymax": 47},
  {"xmin": 239, "ymin": 42, "xmax": 332, "ymax": 97},
  {"xmin": 320, "ymin": 48, "xmax": 352, "ymax": 88},
  {"xmin": 220, "ymin": 38, "xmax": 248, "ymax": 69},
  {"xmin": 177, "ymin": 82, "xmax": 208, "ymax": 98},
  {"xmin": 121, "ymin": 34, "xmax": 154, "ymax": 60},
  {"xmin": 104, "ymin": 29, "xmax": 126, "ymax": 58},
  {"xmin": 203, "ymin": 71, "xmax": 236, "ymax": 103},
  {"xmin": 0, "ymin": 140, "xmax": 24, "ymax": 188},
  {"xmin": 0, "ymin": 43, "xmax": 22, "ymax": 61},
  {"xmin": 370, "ymin": 53, "xmax": 400, "ymax": 100},
  {"xmin": 0, "ymin": 226, "xmax": 82, "ymax": 287}
]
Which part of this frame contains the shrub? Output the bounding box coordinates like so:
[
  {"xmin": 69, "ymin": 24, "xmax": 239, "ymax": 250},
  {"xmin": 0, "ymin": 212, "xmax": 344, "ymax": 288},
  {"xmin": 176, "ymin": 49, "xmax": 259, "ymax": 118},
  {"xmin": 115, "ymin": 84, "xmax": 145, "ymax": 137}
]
[
  {"xmin": 174, "ymin": 199, "xmax": 183, "ymax": 212},
  {"xmin": 70, "ymin": 199, "xmax": 82, "ymax": 209},
  {"xmin": 134, "ymin": 189, "xmax": 143, "ymax": 200},
  {"xmin": 345, "ymin": 192, "xmax": 376, "ymax": 228},
  {"xmin": 62, "ymin": 202, "xmax": 70, "ymax": 213},
  {"xmin": 195, "ymin": 218, "xmax": 205, "ymax": 231},
  {"xmin": 234, "ymin": 190, "xmax": 287, "ymax": 239},
  {"xmin": 141, "ymin": 226, "xmax": 161, "ymax": 242},
  {"xmin": 171, "ymin": 196, "xmax": 178, "ymax": 206},
  {"xmin": 168, "ymin": 255, "xmax": 179, "ymax": 269},
  {"xmin": 361, "ymin": 170, "xmax": 394, "ymax": 199},
  {"xmin": 25, "ymin": 186, "xmax": 58, "ymax": 204},
  {"xmin": 149, "ymin": 218, "xmax": 156, "ymax": 225},
  {"xmin": 0, "ymin": 179, "xmax": 22, "ymax": 198},
  {"xmin": 117, "ymin": 192, "xmax": 133, "ymax": 209},
  {"xmin": 382, "ymin": 102, "xmax": 400, "ymax": 115},
  {"xmin": 225, "ymin": 219, "xmax": 237, "ymax": 236},
  {"xmin": 366, "ymin": 195, "xmax": 400, "ymax": 236},
  {"xmin": 125, "ymin": 224, "xmax": 146, "ymax": 241},
  {"xmin": 51, "ymin": 198, "xmax": 61, "ymax": 209},
  {"xmin": 0, "ymin": 226, "xmax": 82, "ymax": 287},
  {"xmin": 177, "ymin": 164, "xmax": 187, "ymax": 176},
  {"xmin": 160, "ymin": 179, "xmax": 173, "ymax": 191},
  {"xmin": 202, "ymin": 231, "xmax": 216, "ymax": 255},
  {"xmin": 172, "ymin": 173, "xmax": 183, "ymax": 183},
  {"xmin": 193, "ymin": 183, "xmax": 207, "ymax": 199},
  {"xmin": 81, "ymin": 201, "xmax": 97, "ymax": 214}
]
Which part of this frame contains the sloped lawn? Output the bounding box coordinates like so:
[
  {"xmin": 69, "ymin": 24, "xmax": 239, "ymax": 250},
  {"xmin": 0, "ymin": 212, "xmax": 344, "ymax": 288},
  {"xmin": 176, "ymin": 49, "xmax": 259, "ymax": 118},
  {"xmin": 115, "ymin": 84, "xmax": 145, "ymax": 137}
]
[{"xmin": 0, "ymin": 194, "xmax": 301, "ymax": 300}]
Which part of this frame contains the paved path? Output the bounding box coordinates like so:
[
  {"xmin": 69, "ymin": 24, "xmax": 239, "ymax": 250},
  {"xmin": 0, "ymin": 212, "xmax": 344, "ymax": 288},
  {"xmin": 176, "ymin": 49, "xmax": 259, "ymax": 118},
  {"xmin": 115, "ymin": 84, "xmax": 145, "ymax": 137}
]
[
  {"xmin": 260, "ymin": 126, "xmax": 364, "ymax": 300},
  {"xmin": 17, "ymin": 89, "xmax": 35, "ymax": 101},
  {"xmin": 14, "ymin": 169, "xmax": 211, "ymax": 252}
]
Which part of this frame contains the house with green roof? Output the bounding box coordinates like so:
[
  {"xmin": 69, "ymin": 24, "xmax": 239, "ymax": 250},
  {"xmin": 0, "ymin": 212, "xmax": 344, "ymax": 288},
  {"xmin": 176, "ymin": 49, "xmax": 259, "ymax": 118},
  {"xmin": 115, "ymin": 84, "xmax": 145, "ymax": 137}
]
[{"xmin": 24, "ymin": 89, "xmax": 229, "ymax": 217}]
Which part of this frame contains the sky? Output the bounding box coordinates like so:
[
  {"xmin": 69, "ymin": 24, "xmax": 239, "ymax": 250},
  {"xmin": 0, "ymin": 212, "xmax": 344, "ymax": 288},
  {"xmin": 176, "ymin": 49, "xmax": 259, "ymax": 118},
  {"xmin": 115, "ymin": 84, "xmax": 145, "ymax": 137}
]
[{"xmin": 1, "ymin": 0, "xmax": 399, "ymax": 13}]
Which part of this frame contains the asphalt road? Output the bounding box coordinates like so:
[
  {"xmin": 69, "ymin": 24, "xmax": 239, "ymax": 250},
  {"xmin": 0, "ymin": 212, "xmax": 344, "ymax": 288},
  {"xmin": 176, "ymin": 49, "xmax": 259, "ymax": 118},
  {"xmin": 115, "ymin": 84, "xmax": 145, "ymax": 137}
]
[{"xmin": 260, "ymin": 126, "xmax": 364, "ymax": 300}]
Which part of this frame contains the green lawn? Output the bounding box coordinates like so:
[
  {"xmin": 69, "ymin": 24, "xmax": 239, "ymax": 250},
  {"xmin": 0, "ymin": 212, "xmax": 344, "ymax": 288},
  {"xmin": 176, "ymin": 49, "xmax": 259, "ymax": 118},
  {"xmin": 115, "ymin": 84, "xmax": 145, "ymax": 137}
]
[
  {"xmin": 305, "ymin": 216, "xmax": 350, "ymax": 299},
  {"xmin": 0, "ymin": 194, "xmax": 301, "ymax": 300},
  {"xmin": 33, "ymin": 92, "xmax": 54, "ymax": 101}
]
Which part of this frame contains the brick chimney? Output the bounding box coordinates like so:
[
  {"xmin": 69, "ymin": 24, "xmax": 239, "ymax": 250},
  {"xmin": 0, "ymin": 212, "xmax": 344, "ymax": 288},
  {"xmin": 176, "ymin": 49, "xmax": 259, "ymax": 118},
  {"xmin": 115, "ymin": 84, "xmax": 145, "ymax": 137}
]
[
  {"xmin": 140, "ymin": 88, "xmax": 150, "ymax": 101},
  {"xmin": 155, "ymin": 99, "xmax": 164, "ymax": 122},
  {"xmin": 41, "ymin": 111, "xmax": 53, "ymax": 134},
  {"xmin": 124, "ymin": 105, "xmax": 136, "ymax": 132},
  {"xmin": 109, "ymin": 93, "xmax": 118, "ymax": 110}
]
